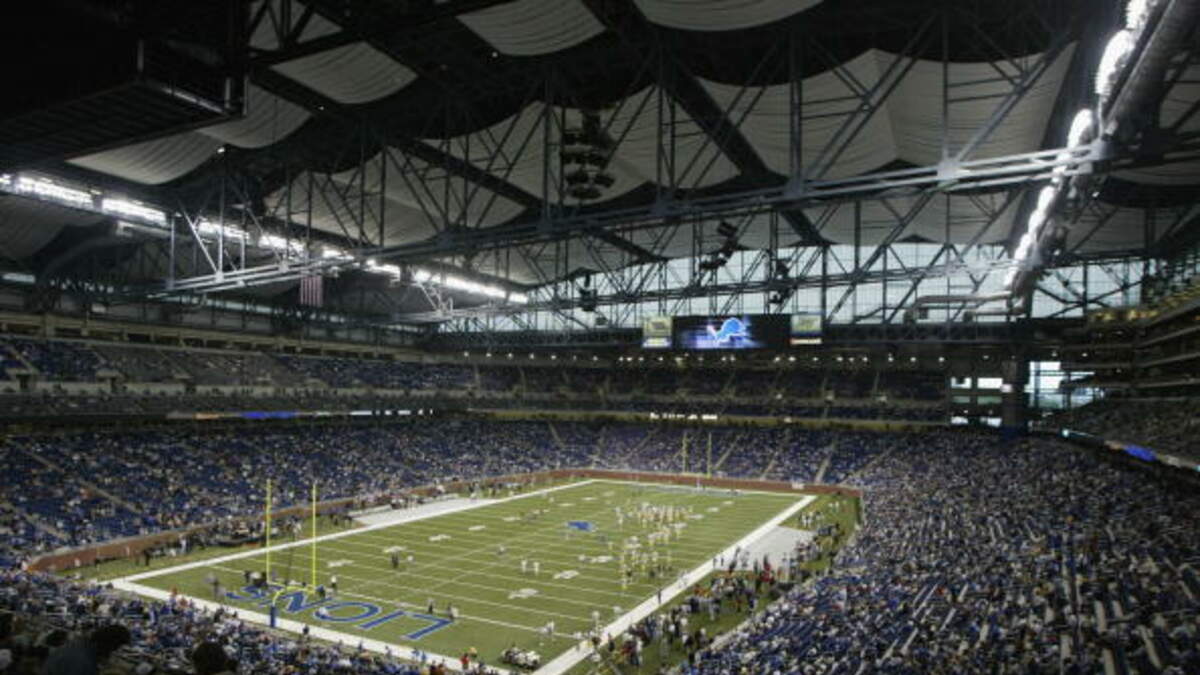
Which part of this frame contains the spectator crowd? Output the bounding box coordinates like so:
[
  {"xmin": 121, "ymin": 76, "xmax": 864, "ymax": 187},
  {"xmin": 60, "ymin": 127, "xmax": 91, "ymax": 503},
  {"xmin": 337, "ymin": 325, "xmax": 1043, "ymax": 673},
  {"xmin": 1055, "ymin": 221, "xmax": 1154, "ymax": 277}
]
[{"xmin": 0, "ymin": 421, "xmax": 1195, "ymax": 674}]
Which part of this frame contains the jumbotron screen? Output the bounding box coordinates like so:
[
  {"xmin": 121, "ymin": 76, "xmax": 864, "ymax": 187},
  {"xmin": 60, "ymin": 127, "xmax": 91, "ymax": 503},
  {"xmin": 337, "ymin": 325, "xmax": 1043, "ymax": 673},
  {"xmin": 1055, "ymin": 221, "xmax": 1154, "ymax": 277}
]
[
  {"xmin": 672, "ymin": 314, "xmax": 791, "ymax": 350},
  {"xmin": 642, "ymin": 313, "xmax": 823, "ymax": 350}
]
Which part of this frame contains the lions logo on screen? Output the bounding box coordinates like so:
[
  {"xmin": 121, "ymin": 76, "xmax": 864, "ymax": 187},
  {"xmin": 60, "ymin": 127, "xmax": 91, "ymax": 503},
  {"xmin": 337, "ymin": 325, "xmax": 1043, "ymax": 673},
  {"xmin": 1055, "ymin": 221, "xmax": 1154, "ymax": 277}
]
[
  {"xmin": 706, "ymin": 317, "xmax": 748, "ymax": 345},
  {"xmin": 567, "ymin": 520, "xmax": 597, "ymax": 532}
]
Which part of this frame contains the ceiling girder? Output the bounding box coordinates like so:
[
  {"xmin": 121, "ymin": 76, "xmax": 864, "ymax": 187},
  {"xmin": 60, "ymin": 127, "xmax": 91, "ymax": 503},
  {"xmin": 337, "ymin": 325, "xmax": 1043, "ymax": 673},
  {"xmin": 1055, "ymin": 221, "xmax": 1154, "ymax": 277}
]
[{"xmin": 581, "ymin": 0, "xmax": 827, "ymax": 247}]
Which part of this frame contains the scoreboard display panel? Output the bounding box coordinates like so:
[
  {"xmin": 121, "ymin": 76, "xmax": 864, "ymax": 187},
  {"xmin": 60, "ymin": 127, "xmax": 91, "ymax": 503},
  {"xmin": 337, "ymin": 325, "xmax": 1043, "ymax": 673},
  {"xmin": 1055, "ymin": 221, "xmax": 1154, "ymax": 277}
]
[{"xmin": 672, "ymin": 314, "xmax": 790, "ymax": 350}]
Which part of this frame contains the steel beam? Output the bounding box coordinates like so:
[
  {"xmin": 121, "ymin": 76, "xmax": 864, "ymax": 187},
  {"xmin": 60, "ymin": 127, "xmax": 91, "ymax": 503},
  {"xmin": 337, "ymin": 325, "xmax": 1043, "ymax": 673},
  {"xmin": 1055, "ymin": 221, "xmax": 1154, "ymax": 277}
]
[{"xmin": 580, "ymin": 0, "xmax": 827, "ymax": 246}]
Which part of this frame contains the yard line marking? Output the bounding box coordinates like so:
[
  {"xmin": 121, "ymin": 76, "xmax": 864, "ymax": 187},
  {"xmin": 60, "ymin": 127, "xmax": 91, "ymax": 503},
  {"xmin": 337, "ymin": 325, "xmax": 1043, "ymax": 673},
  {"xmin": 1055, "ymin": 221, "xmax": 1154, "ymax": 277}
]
[
  {"xmin": 326, "ymin": 489, "xmax": 755, "ymax": 596},
  {"xmin": 535, "ymin": 493, "xmax": 815, "ymax": 675},
  {"xmin": 118, "ymin": 479, "xmax": 810, "ymax": 670},
  {"xmin": 333, "ymin": 482, "xmax": 746, "ymax": 635},
  {"xmin": 350, "ymin": 520, "xmax": 721, "ymax": 557},
  {"xmin": 115, "ymin": 479, "xmax": 598, "ymax": 584},
  {"xmin": 595, "ymin": 477, "xmax": 802, "ymax": 499},
  {"xmin": 349, "ymin": 486, "xmax": 649, "ymax": 610},
  {"xmin": 206, "ymin": 563, "xmax": 592, "ymax": 629},
  {"xmin": 294, "ymin": 541, "xmax": 653, "ymax": 601}
]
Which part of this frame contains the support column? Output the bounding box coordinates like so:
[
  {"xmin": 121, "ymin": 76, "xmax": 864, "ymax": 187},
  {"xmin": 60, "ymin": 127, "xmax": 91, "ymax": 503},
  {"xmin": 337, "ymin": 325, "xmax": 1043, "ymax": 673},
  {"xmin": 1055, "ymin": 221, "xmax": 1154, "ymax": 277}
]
[{"xmin": 1000, "ymin": 357, "xmax": 1029, "ymax": 439}]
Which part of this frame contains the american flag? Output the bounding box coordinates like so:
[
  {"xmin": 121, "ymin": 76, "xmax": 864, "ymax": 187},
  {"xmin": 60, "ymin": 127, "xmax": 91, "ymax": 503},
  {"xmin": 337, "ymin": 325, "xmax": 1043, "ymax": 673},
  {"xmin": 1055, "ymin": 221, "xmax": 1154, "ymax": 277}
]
[{"xmin": 299, "ymin": 274, "xmax": 323, "ymax": 307}]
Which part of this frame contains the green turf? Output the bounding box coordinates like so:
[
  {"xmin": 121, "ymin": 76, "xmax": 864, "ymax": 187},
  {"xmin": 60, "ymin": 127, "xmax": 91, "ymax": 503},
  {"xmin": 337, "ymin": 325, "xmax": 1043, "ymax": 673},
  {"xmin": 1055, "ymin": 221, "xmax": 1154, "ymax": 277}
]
[
  {"xmin": 565, "ymin": 493, "xmax": 860, "ymax": 675},
  {"xmin": 127, "ymin": 480, "xmax": 802, "ymax": 668}
]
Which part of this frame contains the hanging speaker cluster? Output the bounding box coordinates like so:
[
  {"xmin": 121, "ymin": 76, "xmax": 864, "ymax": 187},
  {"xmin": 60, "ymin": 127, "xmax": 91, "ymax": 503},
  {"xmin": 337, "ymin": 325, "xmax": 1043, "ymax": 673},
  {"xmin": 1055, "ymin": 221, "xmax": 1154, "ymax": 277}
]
[{"xmin": 561, "ymin": 111, "xmax": 616, "ymax": 201}]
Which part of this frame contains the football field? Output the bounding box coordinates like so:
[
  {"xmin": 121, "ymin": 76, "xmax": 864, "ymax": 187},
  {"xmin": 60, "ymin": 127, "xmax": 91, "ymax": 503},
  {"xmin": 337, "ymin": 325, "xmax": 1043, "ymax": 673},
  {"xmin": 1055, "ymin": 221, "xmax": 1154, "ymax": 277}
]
[{"xmin": 115, "ymin": 479, "xmax": 808, "ymax": 671}]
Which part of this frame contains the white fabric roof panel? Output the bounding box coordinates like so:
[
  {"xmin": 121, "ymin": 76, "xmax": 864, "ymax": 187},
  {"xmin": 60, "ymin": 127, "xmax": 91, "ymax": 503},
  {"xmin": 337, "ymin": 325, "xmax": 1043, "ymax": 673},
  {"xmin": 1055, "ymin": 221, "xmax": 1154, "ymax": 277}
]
[
  {"xmin": 273, "ymin": 42, "xmax": 417, "ymax": 105},
  {"xmin": 798, "ymin": 193, "xmax": 1020, "ymax": 246},
  {"xmin": 702, "ymin": 50, "xmax": 898, "ymax": 180},
  {"xmin": 426, "ymin": 91, "xmax": 739, "ymax": 207},
  {"xmin": 423, "ymin": 103, "xmax": 643, "ymax": 204},
  {"xmin": 1161, "ymin": 65, "xmax": 1200, "ymax": 134},
  {"xmin": 271, "ymin": 172, "xmax": 441, "ymax": 246},
  {"xmin": 1064, "ymin": 206, "xmax": 1161, "ymax": 253},
  {"xmin": 249, "ymin": 0, "xmax": 340, "ymax": 51},
  {"xmin": 1116, "ymin": 161, "xmax": 1200, "ymax": 186},
  {"xmin": 67, "ymin": 133, "xmax": 222, "ymax": 185},
  {"xmin": 425, "ymin": 104, "xmax": 551, "ymax": 199},
  {"xmin": 701, "ymin": 48, "xmax": 1072, "ymax": 181},
  {"xmin": 607, "ymin": 88, "xmax": 741, "ymax": 189},
  {"xmin": 1116, "ymin": 67, "xmax": 1200, "ymax": 186},
  {"xmin": 459, "ymin": 0, "xmax": 606, "ymax": 56},
  {"xmin": 64, "ymin": 85, "xmax": 308, "ymax": 185},
  {"xmin": 888, "ymin": 46, "xmax": 1074, "ymax": 166},
  {"xmin": 196, "ymin": 85, "xmax": 310, "ymax": 149},
  {"xmin": 635, "ymin": 0, "xmax": 822, "ymax": 32},
  {"xmin": 325, "ymin": 152, "xmax": 527, "ymax": 236},
  {"xmin": 0, "ymin": 198, "xmax": 103, "ymax": 260}
]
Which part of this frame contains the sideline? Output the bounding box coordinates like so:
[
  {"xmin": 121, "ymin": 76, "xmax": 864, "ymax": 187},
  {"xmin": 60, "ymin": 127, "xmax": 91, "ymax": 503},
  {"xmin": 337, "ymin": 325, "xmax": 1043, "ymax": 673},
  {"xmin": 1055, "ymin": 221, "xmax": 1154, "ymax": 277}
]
[
  {"xmin": 116, "ymin": 479, "xmax": 595, "ymax": 583},
  {"xmin": 533, "ymin": 492, "xmax": 815, "ymax": 675}
]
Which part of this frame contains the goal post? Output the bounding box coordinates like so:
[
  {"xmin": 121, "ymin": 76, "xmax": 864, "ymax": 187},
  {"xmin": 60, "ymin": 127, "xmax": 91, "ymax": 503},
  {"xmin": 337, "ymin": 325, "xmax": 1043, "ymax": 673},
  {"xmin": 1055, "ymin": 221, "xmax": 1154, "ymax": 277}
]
[{"xmin": 264, "ymin": 478, "xmax": 320, "ymax": 591}]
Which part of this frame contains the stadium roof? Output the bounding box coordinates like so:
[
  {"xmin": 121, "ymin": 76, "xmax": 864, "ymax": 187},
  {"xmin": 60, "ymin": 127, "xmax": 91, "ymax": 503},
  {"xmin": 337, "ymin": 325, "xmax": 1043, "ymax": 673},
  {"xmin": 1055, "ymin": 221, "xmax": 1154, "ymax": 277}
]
[{"xmin": 0, "ymin": 0, "xmax": 1196, "ymax": 321}]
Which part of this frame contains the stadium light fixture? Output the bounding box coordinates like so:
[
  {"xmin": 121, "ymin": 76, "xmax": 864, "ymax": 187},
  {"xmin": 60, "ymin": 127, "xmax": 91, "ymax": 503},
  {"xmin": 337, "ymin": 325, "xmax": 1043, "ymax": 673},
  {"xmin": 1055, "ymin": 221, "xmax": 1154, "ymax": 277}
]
[
  {"xmin": 1126, "ymin": 0, "xmax": 1159, "ymax": 34},
  {"xmin": 14, "ymin": 175, "xmax": 93, "ymax": 209},
  {"xmin": 1066, "ymin": 109, "xmax": 1095, "ymax": 147},
  {"xmin": 197, "ymin": 219, "xmax": 248, "ymax": 244},
  {"xmin": 1096, "ymin": 30, "xmax": 1135, "ymax": 101},
  {"xmin": 101, "ymin": 198, "xmax": 166, "ymax": 225}
]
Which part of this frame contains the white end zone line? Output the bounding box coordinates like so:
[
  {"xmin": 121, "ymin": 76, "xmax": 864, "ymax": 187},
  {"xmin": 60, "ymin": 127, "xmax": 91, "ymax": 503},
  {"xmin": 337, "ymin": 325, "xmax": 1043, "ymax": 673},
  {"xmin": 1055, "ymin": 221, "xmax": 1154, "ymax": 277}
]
[{"xmin": 533, "ymin": 492, "xmax": 817, "ymax": 675}]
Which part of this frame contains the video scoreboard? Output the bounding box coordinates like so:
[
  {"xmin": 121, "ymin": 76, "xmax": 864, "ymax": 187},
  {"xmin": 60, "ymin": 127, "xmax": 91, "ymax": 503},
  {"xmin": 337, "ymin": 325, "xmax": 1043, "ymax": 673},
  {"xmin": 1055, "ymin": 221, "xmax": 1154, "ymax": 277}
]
[{"xmin": 641, "ymin": 313, "xmax": 823, "ymax": 350}]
